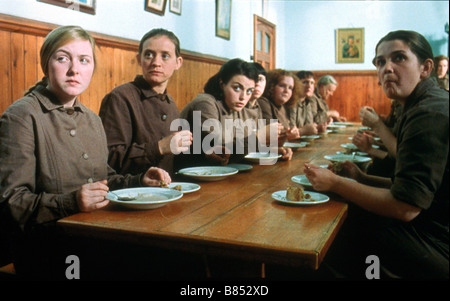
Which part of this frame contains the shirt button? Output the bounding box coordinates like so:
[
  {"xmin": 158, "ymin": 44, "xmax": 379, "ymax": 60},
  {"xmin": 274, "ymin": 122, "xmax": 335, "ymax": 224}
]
[
  {"xmin": 82, "ymin": 153, "xmax": 89, "ymax": 159},
  {"xmin": 87, "ymin": 178, "xmax": 94, "ymax": 183},
  {"xmin": 161, "ymin": 114, "xmax": 167, "ymax": 121},
  {"xmin": 70, "ymin": 129, "xmax": 76, "ymax": 137},
  {"xmin": 67, "ymin": 108, "xmax": 75, "ymax": 115}
]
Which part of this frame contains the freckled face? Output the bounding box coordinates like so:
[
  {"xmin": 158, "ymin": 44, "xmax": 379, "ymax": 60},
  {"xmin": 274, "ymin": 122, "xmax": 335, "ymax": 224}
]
[
  {"xmin": 46, "ymin": 39, "xmax": 95, "ymax": 105},
  {"xmin": 222, "ymin": 75, "xmax": 255, "ymax": 112}
]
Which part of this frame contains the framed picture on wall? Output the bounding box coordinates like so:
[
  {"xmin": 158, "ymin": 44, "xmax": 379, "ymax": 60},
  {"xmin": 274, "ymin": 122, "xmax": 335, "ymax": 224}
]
[
  {"xmin": 336, "ymin": 28, "xmax": 364, "ymax": 63},
  {"xmin": 145, "ymin": 0, "xmax": 167, "ymax": 16},
  {"xmin": 169, "ymin": 0, "xmax": 182, "ymax": 15},
  {"xmin": 37, "ymin": 0, "xmax": 96, "ymax": 15},
  {"xmin": 216, "ymin": 0, "xmax": 232, "ymax": 40}
]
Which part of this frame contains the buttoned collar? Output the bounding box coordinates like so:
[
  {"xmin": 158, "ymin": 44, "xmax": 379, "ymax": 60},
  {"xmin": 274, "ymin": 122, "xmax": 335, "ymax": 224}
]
[
  {"xmin": 33, "ymin": 86, "xmax": 84, "ymax": 113},
  {"xmin": 133, "ymin": 75, "xmax": 171, "ymax": 103}
]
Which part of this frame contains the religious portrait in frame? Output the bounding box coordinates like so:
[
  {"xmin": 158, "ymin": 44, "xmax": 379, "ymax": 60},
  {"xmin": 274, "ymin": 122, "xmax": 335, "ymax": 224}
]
[{"xmin": 336, "ymin": 28, "xmax": 364, "ymax": 63}]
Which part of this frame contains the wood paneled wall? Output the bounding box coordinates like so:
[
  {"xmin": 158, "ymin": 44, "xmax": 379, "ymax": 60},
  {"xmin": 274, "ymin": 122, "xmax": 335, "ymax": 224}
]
[
  {"xmin": 1, "ymin": 14, "xmax": 391, "ymax": 121},
  {"xmin": 0, "ymin": 14, "xmax": 223, "ymax": 115},
  {"xmin": 312, "ymin": 70, "xmax": 392, "ymax": 122}
]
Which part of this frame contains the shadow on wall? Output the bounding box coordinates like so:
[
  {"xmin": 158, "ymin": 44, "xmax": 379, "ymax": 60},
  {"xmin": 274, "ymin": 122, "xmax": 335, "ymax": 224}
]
[{"xmin": 425, "ymin": 34, "xmax": 449, "ymax": 57}]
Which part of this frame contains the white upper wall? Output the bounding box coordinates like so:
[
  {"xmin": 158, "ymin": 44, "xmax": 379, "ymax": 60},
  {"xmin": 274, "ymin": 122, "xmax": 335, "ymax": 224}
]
[{"xmin": 1, "ymin": 0, "xmax": 448, "ymax": 70}]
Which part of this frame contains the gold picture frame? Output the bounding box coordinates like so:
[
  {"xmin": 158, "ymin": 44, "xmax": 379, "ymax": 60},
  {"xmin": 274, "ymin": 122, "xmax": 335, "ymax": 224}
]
[
  {"xmin": 38, "ymin": 0, "xmax": 96, "ymax": 15},
  {"xmin": 145, "ymin": 0, "xmax": 167, "ymax": 16},
  {"xmin": 216, "ymin": 0, "xmax": 232, "ymax": 40},
  {"xmin": 169, "ymin": 0, "xmax": 182, "ymax": 15},
  {"xmin": 336, "ymin": 28, "xmax": 364, "ymax": 63}
]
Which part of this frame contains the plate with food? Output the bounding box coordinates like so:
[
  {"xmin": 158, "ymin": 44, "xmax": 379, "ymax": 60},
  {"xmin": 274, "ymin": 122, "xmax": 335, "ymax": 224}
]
[
  {"xmin": 290, "ymin": 174, "xmax": 313, "ymax": 188},
  {"xmin": 283, "ymin": 141, "xmax": 309, "ymax": 149},
  {"xmin": 333, "ymin": 122, "xmax": 355, "ymax": 126},
  {"xmin": 272, "ymin": 185, "xmax": 329, "ymax": 206},
  {"xmin": 107, "ymin": 187, "xmax": 183, "ymax": 210},
  {"xmin": 324, "ymin": 154, "xmax": 372, "ymax": 164},
  {"xmin": 163, "ymin": 182, "xmax": 200, "ymax": 194},
  {"xmin": 340, "ymin": 143, "xmax": 359, "ymax": 150},
  {"xmin": 300, "ymin": 135, "xmax": 321, "ymax": 141},
  {"xmin": 226, "ymin": 163, "xmax": 253, "ymax": 172},
  {"xmin": 177, "ymin": 166, "xmax": 238, "ymax": 181},
  {"xmin": 327, "ymin": 124, "xmax": 346, "ymax": 130},
  {"xmin": 245, "ymin": 152, "xmax": 282, "ymax": 164},
  {"xmin": 336, "ymin": 151, "xmax": 368, "ymax": 157}
]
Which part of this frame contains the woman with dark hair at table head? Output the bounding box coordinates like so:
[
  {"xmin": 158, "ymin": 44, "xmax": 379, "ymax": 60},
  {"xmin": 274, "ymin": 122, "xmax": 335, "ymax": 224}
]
[
  {"xmin": 0, "ymin": 25, "xmax": 171, "ymax": 279},
  {"xmin": 305, "ymin": 30, "xmax": 448, "ymax": 279}
]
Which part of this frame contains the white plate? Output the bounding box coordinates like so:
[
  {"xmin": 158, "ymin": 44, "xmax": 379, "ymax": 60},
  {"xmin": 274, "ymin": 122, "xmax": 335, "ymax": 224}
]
[
  {"xmin": 226, "ymin": 163, "xmax": 253, "ymax": 172},
  {"xmin": 300, "ymin": 135, "xmax": 320, "ymax": 141},
  {"xmin": 177, "ymin": 166, "xmax": 238, "ymax": 181},
  {"xmin": 272, "ymin": 190, "xmax": 329, "ymax": 206},
  {"xmin": 327, "ymin": 124, "xmax": 346, "ymax": 129},
  {"xmin": 283, "ymin": 141, "xmax": 309, "ymax": 148},
  {"xmin": 346, "ymin": 137, "xmax": 381, "ymax": 148},
  {"xmin": 291, "ymin": 174, "xmax": 356, "ymax": 188},
  {"xmin": 107, "ymin": 187, "xmax": 183, "ymax": 210},
  {"xmin": 341, "ymin": 143, "xmax": 358, "ymax": 150},
  {"xmin": 167, "ymin": 182, "xmax": 200, "ymax": 194},
  {"xmin": 333, "ymin": 122, "xmax": 354, "ymax": 126},
  {"xmin": 245, "ymin": 152, "xmax": 282, "ymax": 164},
  {"xmin": 290, "ymin": 174, "xmax": 313, "ymax": 187},
  {"xmin": 336, "ymin": 151, "xmax": 368, "ymax": 157},
  {"xmin": 324, "ymin": 154, "xmax": 372, "ymax": 163}
]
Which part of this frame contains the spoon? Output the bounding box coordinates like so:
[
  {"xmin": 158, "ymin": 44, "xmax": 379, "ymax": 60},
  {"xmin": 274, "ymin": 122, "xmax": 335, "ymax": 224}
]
[{"xmin": 108, "ymin": 190, "xmax": 137, "ymax": 201}]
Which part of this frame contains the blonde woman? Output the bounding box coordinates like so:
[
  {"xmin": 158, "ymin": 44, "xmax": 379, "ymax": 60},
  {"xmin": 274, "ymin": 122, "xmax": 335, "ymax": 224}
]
[{"xmin": 0, "ymin": 26, "xmax": 170, "ymax": 279}]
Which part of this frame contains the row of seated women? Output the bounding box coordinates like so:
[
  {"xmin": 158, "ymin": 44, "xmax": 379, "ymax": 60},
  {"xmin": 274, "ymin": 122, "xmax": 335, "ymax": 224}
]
[{"xmin": 0, "ymin": 26, "xmax": 447, "ymax": 280}]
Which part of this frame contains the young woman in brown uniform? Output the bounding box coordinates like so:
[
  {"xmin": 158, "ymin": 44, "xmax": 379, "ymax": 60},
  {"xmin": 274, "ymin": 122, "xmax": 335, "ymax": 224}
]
[
  {"xmin": 305, "ymin": 30, "xmax": 448, "ymax": 279},
  {"xmin": 0, "ymin": 26, "xmax": 171, "ymax": 279},
  {"xmin": 99, "ymin": 29, "xmax": 192, "ymax": 176}
]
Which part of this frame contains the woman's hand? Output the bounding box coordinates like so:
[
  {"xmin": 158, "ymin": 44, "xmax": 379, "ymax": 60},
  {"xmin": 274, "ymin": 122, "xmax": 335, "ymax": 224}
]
[
  {"xmin": 76, "ymin": 180, "xmax": 109, "ymax": 212},
  {"xmin": 142, "ymin": 167, "xmax": 171, "ymax": 187},
  {"xmin": 205, "ymin": 145, "xmax": 231, "ymax": 165},
  {"xmin": 317, "ymin": 122, "xmax": 328, "ymax": 133},
  {"xmin": 286, "ymin": 126, "xmax": 300, "ymax": 141},
  {"xmin": 300, "ymin": 123, "xmax": 318, "ymax": 136},
  {"xmin": 279, "ymin": 147, "xmax": 293, "ymax": 161},
  {"xmin": 159, "ymin": 130, "xmax": 192, "ymax": 155},
  {"xmin": 359, "ymin": 106, "xmax": 380, "ymax": 128},
  {"xmin": 352, "ymin": 131, "xmax": 372, "ymax": 152},
  {"xmin": 303, "ymin": 163, "xmax": 337, "ymax": 191},
  {"xmin": 335, "ymin": 161, "xmax": 364, "ymax": 182}
]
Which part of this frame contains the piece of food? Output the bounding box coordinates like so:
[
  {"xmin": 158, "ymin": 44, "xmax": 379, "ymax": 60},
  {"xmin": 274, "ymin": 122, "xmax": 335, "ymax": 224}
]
[
  {"xmin": 160, "ymin": 181, "xmax": 169, "ymax": 188},
  {"xmin": 328, "ymin": 161, "xmax": 344, "ymax": 173},
  {"xmin": 171, "ymin": 185, "xmax": 182, "ymax": 191},
  {"xmin": 286, "ymin": 184, "xmax": 306, "ymax": 202}
]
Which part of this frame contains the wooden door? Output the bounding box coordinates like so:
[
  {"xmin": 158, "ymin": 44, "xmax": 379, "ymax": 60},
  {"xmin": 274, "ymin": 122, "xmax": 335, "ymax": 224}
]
[{"xmin": 253, "ymin": 15, "xmax": 276, "ymax": 70}]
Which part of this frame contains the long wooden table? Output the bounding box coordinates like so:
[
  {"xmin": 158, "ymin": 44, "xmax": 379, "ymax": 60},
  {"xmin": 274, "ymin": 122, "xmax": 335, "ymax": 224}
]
[{"xmin": 58, "ymin": 124, "xmax": 362, "ymax": 278}]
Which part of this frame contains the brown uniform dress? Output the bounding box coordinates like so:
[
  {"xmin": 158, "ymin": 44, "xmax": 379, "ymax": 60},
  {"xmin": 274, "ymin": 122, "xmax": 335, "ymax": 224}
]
[
  {"xmin": 99, "ymin": 75, "xmax": 179, "ymax": 175},
  {"xmin": 0, "ymin": 86, "xmax": 142, "ymax": 278}
]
